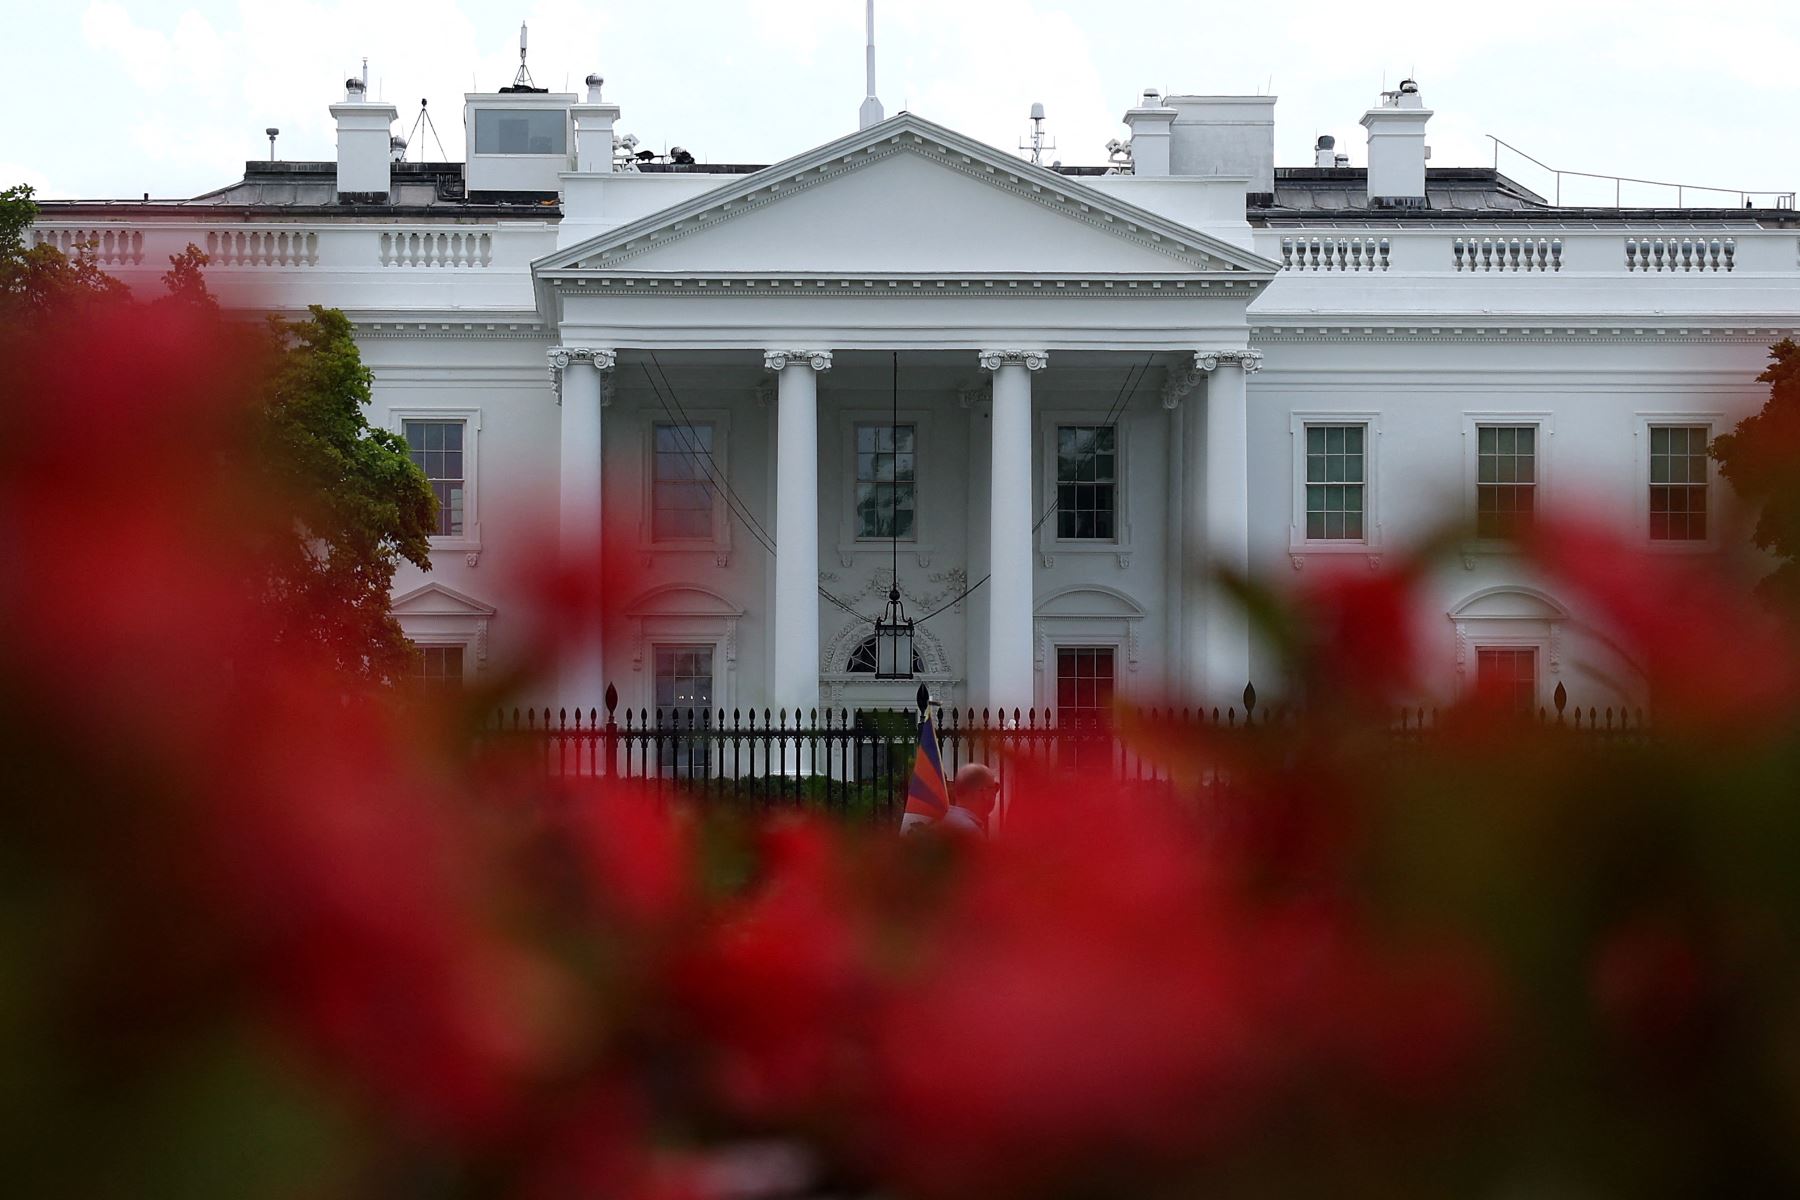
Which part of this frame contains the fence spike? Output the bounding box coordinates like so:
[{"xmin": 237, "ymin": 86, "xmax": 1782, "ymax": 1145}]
[
  {"xmin": 1553, "ymin": 681, "xmax": 1567, "ymax": 714},
  {"xmin": 605, "ymin": 683, "xmax": 618, "ymax": 715},
  {"xmin": 1243, "ymin": 681, "xmax": 1257, "ymax": 714}
]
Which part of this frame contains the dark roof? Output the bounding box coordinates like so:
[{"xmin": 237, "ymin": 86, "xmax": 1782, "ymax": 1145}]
[
  {"xmin": 37, "ymin": 160, "xmax": 562, "ymax": 220},
  {"xmin": 36, "ymin": 159, "xmax": 1796, "ymax": 228}
]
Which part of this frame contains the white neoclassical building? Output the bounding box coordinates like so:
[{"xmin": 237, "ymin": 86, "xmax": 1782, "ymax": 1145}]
[{"xmin": 32, "ymin": 49, "xmax": 1800, "ymax": 721}]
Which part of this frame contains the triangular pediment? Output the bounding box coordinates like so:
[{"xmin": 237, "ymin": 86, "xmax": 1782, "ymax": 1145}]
[
  {"xmin": 537, "ymin": 113, "xmax": 1276, "ymax": 282},
  {"xmin": 392, "ymin": 582, "xmax": 495, "ymax": 618}
]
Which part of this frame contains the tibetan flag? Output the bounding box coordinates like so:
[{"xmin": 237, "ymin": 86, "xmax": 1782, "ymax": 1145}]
[{"xmin": 900, "ymin": 708, "xmax": 950, "ymax": 832}]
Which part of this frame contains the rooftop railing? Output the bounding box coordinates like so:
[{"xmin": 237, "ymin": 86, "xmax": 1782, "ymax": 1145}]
[{"xmin": 1487, "ymin": 134, "xmax": 1795, "ymax": 210}]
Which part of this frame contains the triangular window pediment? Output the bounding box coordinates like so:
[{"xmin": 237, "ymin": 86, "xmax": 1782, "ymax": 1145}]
[{"xmin": 391, "ymin": 582, "xmax": 495, "ymax": 618}]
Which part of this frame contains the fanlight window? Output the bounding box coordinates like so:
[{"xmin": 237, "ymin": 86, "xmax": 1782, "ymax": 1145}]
[{"xmin": 847, "ymin": 634, "xmax": 924, "ymax": 676}]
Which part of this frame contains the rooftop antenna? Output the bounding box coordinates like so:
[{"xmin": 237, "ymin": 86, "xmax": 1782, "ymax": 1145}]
[
  {"xmin": 1019, "ymin": 101, "xmax": 1054, "ymax": 165},
  {"xmin": 858, "ymin": 0, "xmax": 884, "ymax": 129},
  {"xmin": 405, "ymin": 98, "xmax": 450, "ymax": 162},
  {"xmin": 361, "ymin": 57, "xmax": 368, "ymax": 90},
  {"xmin": 513, "ymin": 21, "xmax": 534, "ymax": 88},
  {"xmin": 265, "ymin": 127, "xmax": 279, "ymax": 161}
]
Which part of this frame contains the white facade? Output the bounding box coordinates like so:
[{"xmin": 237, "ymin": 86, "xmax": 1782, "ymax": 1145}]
[{"xmin": 33, "ymin": 69, "xmax": 1799, "ymax": 718}]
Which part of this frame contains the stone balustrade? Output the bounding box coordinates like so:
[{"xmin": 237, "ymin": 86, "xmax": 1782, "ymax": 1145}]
[
  {"xmin": 205, "ymin": 228, "xmax": 320, "ymax": 267},
  {"xmin": 1623, "ymin": 236, "xmax": 1735, "ymax": 272},
  {"xmin": 378, "ymin": 229, "xmax": 494, "ymax": 268},
  {"xmin": 1261, "ymin": 227, "xmax": 1789, "ymax": 277},
  {"xmin": 1452, "ymin": 236, "xmax": 1563, "ymax": 272},
  {"xmin": 30, "ymin": 227, "xmax": 145, "ymax": 266},
  {"xmin": 1279, "ymin": 235, "xmax": 1391, "ymax": 271}
]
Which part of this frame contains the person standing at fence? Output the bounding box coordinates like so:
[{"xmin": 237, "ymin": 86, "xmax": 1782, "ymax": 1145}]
[
  {"xmin": 899, "ymin": 705, "xmax": 951, "ymax": 835},
  {"xmin": 941, "ymin": 763, "xmax": 998, "ymax": 837}
]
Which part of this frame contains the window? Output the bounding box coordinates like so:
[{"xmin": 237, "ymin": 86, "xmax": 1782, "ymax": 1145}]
[
  {"xmin": 1476, "ymin": 425, "xmax": 1537, "ymax": 539},
  {"xmin": 1056, "ymin": 425, "xmax": 1117, "ymax": 540},
  {"xmin": 652, "ymin": 423, "xmax": 716, "ymax": 541},
  {"xmin": 1056, "ymin": 647, "xmax": 1115, "ymax": 769},
  {"xmin": 405, "ymin": 420, "xmax": 465, "ymax": 538},
  {"xmin": 1649, "ymin": 425, "xmax": 1709, "ymax": 541},
  {"xmin": 1304, "ymin": 424, "xmax": 1366, "ymax": 540},
  {"xmin": 847, "ymin": 634, "xmax": 924, "ymax": 676},
  {"xmin": 653, "ymin": 645, "xmax": 714, "ymax": 777},
  {"xmin": 856, "ymin": 424, "xmax": 915, "ymax": 540},
  {"xmin": 1056, "ymin": 648, "xmax": 1115, "ymax": 728},
  {"xmin": 1476, "ymin": 647, "xmax": 1537, "ymax": 715},
  {"xmin": 411, "ymin": 645, "xmax": 464, "ymax": 695},
  {"xmin": 472, "ymin": 109, "xmax": 567, "ymax": 154}
]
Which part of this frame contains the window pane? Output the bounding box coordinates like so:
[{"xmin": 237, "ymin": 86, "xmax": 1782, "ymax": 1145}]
[
  {"xmin": 1304, "ymin": 425, "xmax": 1367, "ymax": 542},
  {"xmin": 473, "ymin": 108, "xmax": 567, "ymax": 155},
  {"xmin": 410, "ymin": 644, "xmax": 464, "ymax": 696},
  {"xmin": 1647, "ymin": 426, "xmax": 1709, "ymax": 541},
  {"xmin": 1053, "ymin": 425, "xmax": 1117, "ymax": 542},
  {"xmin": 405, "ymin": 420, "xmax": 467, "ymax": 538},
  {"xmin": 652, "ymin": 422, "xmax": 716, "ymax": 541}
]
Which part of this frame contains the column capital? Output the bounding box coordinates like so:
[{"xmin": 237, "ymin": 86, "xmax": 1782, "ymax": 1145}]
[
  {"xmin": 978, "ymin": 349, "xmax": 1049, "ymax": 372},
  {"xmin": 764, "ymin": 349, "xmax": 833, "ymax": 372},
  {"xmin": 548, "ymin": 347, "xmax": 616, "ymax": 405},
  {"xmin": 548, "ymin": 346, "xmax": 617, "ymax": 372},
  {"xmin": 1193, "ymin": 348, "xmax": 1263, "ymax": 374},
  {"xmin": 1161, "ymin": 364, "xmax": 1204, "ymax": 410}
]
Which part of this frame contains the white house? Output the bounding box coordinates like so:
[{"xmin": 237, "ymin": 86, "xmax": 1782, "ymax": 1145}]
[{"xmin": 31, "ymin": 44, "xmax": 1800, "ymax": 724}]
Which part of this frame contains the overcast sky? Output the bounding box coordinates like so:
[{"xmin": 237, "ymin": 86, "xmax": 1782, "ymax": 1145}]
[{"xmin": 5, "ymin": 0, "xmax": 1798, "ymax": 207}]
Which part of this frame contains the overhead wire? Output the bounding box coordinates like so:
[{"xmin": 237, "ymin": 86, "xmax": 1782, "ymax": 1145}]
[
  {"xmin": 634, "ymin": 351, "xmax": 1156, "ymax": 632},
  {"xmin": 912, "ymin": 353, "xmax": 1154, "ymax": 627},
  {"xmin": 640, "ymin": 354, "xmax": 881, "ymax": 623}
]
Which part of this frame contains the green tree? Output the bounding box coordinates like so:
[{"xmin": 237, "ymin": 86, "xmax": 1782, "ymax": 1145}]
[
  {"xmin": 1713, "ymin": 339, "xmax": 1800, "ymax": 607},
  {"xmin": 0, "ymin": 184, "xmax": 128, "ymax": 332},
  {"xmin": 254, "ymin": 305, "xmax": 439, "ymax": 680},
  {"xmin": 2, "ymin": 182, "xmax": 437, "ymax": 680}
]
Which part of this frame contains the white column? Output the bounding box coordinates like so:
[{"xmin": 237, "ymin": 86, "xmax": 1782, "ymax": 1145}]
[
  {"xmin": 765, "ymin": 349, "xmax": 831, "ymax": 721},
  {"xmin": 979, "ymin": 349, "xmax": 1046, "ymax": 712},
  {"xmin": 1196, "ymin": 348, "xmax": 1261, "ymax": 707},
  {"xmin": 550, "ymin": 346, "xmax": 615, "ymax": 706},
  {"xmin": 1160, "ymin": 364, "xmax": 1203, "ymax": 698}
]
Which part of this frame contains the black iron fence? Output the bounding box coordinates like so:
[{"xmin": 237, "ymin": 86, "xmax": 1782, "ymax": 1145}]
[{"xmin": 476, "ymin": 684, "xmax": 1650, "ymax": 822}]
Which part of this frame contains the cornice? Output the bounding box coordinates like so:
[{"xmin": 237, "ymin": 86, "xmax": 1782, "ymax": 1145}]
[
  {"xmin": 552, "ymin": 273, "xmax": 1264, "ymax": 300},
  {"xmin": 351, "ymin": 316, "xmax": 551, "ymax": 340},
  {"xmin": 1250, "ymin": 320, "xmax": 1800, "ymax": 345}
]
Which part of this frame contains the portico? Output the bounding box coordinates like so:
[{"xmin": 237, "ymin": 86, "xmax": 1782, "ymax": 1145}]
[{"xmin": 536, "ymin": 113, "xmax": 1279, "ymax": 711}]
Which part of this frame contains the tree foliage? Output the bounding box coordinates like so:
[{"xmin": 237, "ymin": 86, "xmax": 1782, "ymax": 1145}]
[
  {"xmin": 255, "ymin": 305, "xmax": 438, "ymax": 679},
  {"xmin": 2, "ymin": 182, "xmax": 436, "ymax": 680},
  {"xmin": 0, "ymin": 184, "xmax": 128, "ymax": 335},
  {"xmin": 1713, "ymin": 339, "xmax": 1800, "ymax": 606}
]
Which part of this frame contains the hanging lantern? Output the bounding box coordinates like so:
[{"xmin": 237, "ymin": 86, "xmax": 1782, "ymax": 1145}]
[{"xmin": 874, "ymin": 584, "xmax": 915, "ymax": 680}]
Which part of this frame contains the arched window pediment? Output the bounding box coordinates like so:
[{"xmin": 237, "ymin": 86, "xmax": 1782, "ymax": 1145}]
[{"xmin": 847, "ymin": 633, "xmax": 925, "ymax": 676}]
